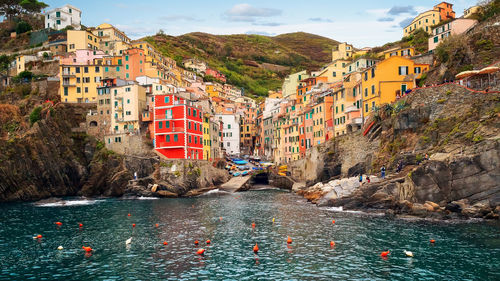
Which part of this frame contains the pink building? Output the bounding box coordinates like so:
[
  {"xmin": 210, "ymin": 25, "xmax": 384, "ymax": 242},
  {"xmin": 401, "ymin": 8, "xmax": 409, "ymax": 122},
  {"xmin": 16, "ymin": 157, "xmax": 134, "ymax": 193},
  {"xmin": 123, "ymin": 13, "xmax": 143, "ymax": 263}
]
[
  {"xmin": 205, "ymin": 68, "xmax": 226, "ymax": 83},
  {"xmin": 60, "ymin": 49, "xmax": 106, "ymax": 65},
  {"xmin": 429, "ymin": 18, "xmax": 478, "ymax": 51}
]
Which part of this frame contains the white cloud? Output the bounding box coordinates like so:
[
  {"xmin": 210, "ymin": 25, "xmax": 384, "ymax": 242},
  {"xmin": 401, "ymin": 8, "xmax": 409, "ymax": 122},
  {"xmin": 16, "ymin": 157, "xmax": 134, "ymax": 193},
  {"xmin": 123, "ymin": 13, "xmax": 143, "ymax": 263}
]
[{"xmin": 223, "ymin": 4, "xmax": 282, "ymax": 22}]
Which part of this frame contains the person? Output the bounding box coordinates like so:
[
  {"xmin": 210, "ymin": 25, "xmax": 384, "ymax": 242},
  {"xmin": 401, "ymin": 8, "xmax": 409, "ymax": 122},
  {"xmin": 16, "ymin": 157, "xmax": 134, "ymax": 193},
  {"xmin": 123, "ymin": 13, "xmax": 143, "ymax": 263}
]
[
  {"xmin": 396, "ymin": 160, "xmax": 403, "ymax": 173},
  {"xmin": 359, "ymin": 174, "xmax": 363, "ymax": 185},
  {"xmin": 381, "ymin": 165, "xmax": 386, "ymax": 179},
  {"xmin": 424, "ymin": 153, "xmax": 429, "ymax": 161},
  {"xmin": 367, "ymin": 176, "xmax": 371, "ymax": 183}
]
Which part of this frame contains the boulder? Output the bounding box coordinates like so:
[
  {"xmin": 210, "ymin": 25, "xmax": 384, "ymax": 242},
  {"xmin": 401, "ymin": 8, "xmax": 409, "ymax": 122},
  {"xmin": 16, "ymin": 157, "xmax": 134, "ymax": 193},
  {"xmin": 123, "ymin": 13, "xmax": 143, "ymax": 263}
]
[
  {"xmin": 410, "ymin": 203, "xmax": 428, "ymax": 216},
  {"xmin": 292, "ymin": 182, "xmax": 306, "ymax": 192},
  {"xmin": 445, "ymin": 202, "xmax": 462, "ymax": 213}
]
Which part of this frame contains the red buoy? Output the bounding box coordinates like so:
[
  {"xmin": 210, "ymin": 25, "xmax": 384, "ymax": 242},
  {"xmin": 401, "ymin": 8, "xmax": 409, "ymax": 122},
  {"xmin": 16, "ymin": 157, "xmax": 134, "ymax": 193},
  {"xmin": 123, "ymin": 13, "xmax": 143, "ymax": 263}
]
[
  {"xmin": 330, "ymin": 241, "xmax": 335, "ymax": 247},
  {"xmin": 196, "ymin": 248, "xmax": 205, "ymax": 255},
  {"xmin": 380, "ymin": 250, "xmax": 390, "ymax": 257},
  {"xmin": 36, "ymin": 234, "xmax": 42, "ymax": 239},
  {"xmin": 251, "ymin": 222, "xmax": 256, "ymax": 229},
  {"xmin": 127, "ymin": 213, "xmax": 131, "ymax": 217},
  {"xmin": 55, "ymin": 222, "xmax": 62, "ymax": 226},
  {"xmin": 82, "ymin": 246, "xmax": 93, "ymax": 252},
  {"xmin": 287, "ymin": 237, "xmax": 292, "ymax": 244},
  {"xmin": 78, "ymin": 223, "xmax": 83, "ymax": 228},
  {"xmin": 430, "ymin": 239, "xmax": 436, "ymax": 243},
  {"xmin": 253, "ymin": 243, "xmax": 259, "ymax": 253},
  {"xmin": 155, "ymin": 224, "xmax": 159, "ymax": 228},
  {"xmin": 206, "ymin": 240, "xmax": 211, "ymax": 245},
  {"xmin": 194, "ymin": 240, "xmax": 199, "ymax": 245},
  {"xmin": 332, "ymin": 220, "xmax": 336, "ymax": 224},
  {"xmin": 163, "ymin": 241, "xmax": 168, "ymax": 245},
  {"xmin": 132, "ymin": 224, "xmax": 136, "ymax": 228}
]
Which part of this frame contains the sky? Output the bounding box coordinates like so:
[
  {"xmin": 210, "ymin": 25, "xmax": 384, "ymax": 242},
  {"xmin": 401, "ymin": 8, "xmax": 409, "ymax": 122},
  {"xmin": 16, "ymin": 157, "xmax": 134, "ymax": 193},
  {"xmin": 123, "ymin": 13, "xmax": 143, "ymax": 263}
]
[{"xmin": 42, "ymin": 0, "xmax": 478, "ymax": 47}]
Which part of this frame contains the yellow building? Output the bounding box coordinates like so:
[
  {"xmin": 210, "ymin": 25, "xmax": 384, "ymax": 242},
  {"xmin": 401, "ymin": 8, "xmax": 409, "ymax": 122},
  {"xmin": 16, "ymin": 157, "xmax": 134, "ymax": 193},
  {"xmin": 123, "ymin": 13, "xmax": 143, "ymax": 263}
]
[
  {"xmin": 60, "ymin": 64, "xmax": 104, "ymax": 103},
  {"xmin": 15, "ymin": 55, "xmax": 37, "ymax": 74},
  {"xmin": 91, "ymin": 23, "xmax": 131, "ymax": 55},
  {"xmin": 333, "ymin": 72, "xmax": 363, "ymax": 137},
  {"xmin": 206, "ymin": 82, "xmax": 223, "ymax": 98},
  {"xmin": 361, "ymin": 56, "xmax": 429, "ymax": 116},
  {"xmin": 67, "ymin": 30, "xmax": 100, "ymax": 52},
  {"xmin": 282, "ymin": 70, "xmax": 309, "ymax": 99},
  {"xmin": 464, "ymin": 6, "xmax": 481, "ymax": 19},
  {"xmin": 382, "ymin": 47, "xmax": 416, "ymax": 59},
  {"xmin": 332, "ymin": 42, "xmax": 354, "ymax": 61},
  {"xmin": 403, "ymin": 10, "xmax": 440, "ymax": 36},
  {"xmin": 203, "ymin": 113, "xmax": 211, "ymax": 160},
  {"xmin": 110, "ymin": 83, "xmax": 146, "ymax": 133},
  {"xmin": 316, "ymin": 59, "xmax": 351, "ymax": 83}
]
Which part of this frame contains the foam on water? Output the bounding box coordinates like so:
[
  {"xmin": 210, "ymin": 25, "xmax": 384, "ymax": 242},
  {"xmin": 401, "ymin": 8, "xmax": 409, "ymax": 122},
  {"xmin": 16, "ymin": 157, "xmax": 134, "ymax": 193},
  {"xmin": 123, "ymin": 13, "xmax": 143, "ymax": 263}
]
[
  {"xmin": 34, "ymin": 199, "xmax": 103, "ymax": 207},
  {"xmin": 199, "ymin": 189, "xmax": 230, "ymax": 196},
  {"xmin": 136, "ymin": 196, "xmax": 159, "ymax": 200}
]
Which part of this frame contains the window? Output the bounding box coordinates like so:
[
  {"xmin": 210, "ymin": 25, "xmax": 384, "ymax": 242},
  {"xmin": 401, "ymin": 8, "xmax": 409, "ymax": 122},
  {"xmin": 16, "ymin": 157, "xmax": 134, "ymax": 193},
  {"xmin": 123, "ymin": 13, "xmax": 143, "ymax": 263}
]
[
  {"xmin": 434, "ymin": 36, "xmax": 438, "ymax": 43},
  {"xmin": 228, "ymin": 124, "xmax": 231, "ymax": 129},
  {"xmin": 159, "ymin": 122, "xmax": 162, "ymax": 129},
  {"xmin": 64, "ymin": 87, "xmax": 68, "ymax": 96},
  {"xmin": 77, "ymin": 87, "xmax": 81, "ymax": 93},
  {"xmin": 126, "ymin": 111, "xmax": 131, "ymax": 116},
  {"xmin": 166, "ymin": 135, "xmax": 170, "ymax": 142},
  {"xmin": 371, "ymin": 85, "xmax": 375, "ymax": 95},
  {"xmin": 75, "ymin": 67, "xmax": 80, "ymax": 73},
  {"xmin": 126, "ymin": 64, "xmax": 129, "ymax": 70},
  {"xmin": 105, "ymin": 67, "xmax": 109, "ymax": 72},
  {"xmin": 365, "ymin": 88, "xmax": 368, "ymax": 97},
  {"xmin": 84, "ymin": 67, "xmax": 88, "ymax": 73},
  {"xmin": 56, "ymin": 11, "xmax": 60, "ymax": 17},
  {"xmin": 125, "ymin": 55, "xmax": 129, "ymax": 61},
  {"xmin": 401, "ymin": 84, "xmax": 407, "ymax": 93},
  {"xmin": 85, "ymin": 87, "xmax": 88, "ymax": 93},
  {"xmin": 332, "ymin": 72, "xmax": 336, "ymax": 77},
  {"xmin": 174, "ymin": 134, "xmax": 178, "ymax": 142},
  {"xmin": 127, "ymin": 99, "xmax": 130, "ymax": 104},
  {"xmin": 371, "ymin": 68, "xmax": 375, "ymax": 78},
  {"xmin": 398, "ymin": 66, "xmax": 409, "ymax": 75},
  {"xmin": 414, "ymin": 67, "xmax": 421, "ymax": 74},
  {"xmin": 189, "ymin": 136, "xmax": 192, "ymax": 143},
  {"xmin": 164, "ymin": 96, "xmax": 169, "ymax": 103}
]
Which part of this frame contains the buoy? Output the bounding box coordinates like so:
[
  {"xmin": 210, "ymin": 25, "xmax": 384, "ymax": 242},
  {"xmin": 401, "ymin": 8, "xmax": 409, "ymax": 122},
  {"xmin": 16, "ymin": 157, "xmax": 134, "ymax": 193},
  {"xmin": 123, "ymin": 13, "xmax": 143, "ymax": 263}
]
[
  {"xmin": 57, "ymin": 246, "xmax": 63, "ymax": 250},
  {"xmin": 330, "ymin": 241, "xmax": 335, "ymax": 247},
  {"xmin": 251, "ymin": 222, "xmax": 256, "ymax": 229},
  {"xmin": 155, "ymin": 223, "xmax": 159, "ymax": 228},
  {"xmin": 272, "ymin": 218, "xmax": 275, "ymax": 223},
  {"xmin": 332, "ymin": 220, "xmax": 336, "ymax": 224},
  {"xmin": 128, "ymin": 213, "xmax": 131, "ymax": 217},
  {"xmin": 163, "ymin": 241, "xmax": 168, "ymax": 245},
  {"xmin": 430, "ymin": 239, "xmax": 436, "ymax": 243},
  {"xmin": 36, "ymin": 234, "xmax": 42, "ymax": 239},
  {"xmin": 206, "ymin": 240, "xmax": 211, "ymax": 245},
  {"xmin": 404, "ymin": 250, "xmax": 414, "ymax": 257},
  {"xmin": 55, "ymin": 222, "xmax": 62, "ymax": 226},
  {"xmin": 78, "ymin": 223, "xmax": 83, "ymax": 228},
  {"xmin": 196, "ymin": 248, "xmax": 205, "ymax": 255},
  {"xmin": 125, "ymin": 237, "xmax": 132, "ymax": 245},
  {"xmin": 132, "ymin": 224, "xmax": 136, "ymax": 228},
  {"xmin": 287, "ymin": 237, "xmax": 292, "ymax": 244},
  {"xmin": 380, "ymin": 250, "xmax": 390, "ymax": 257},
  {"xmin": 253, "ymin": 243, "xmax": 259, "ymax": 253},
  {"xmin": 194, "ymin": 240, "xmax": 199, "ymax": 245},
  {"xmin": 82, "ymin": 246, "xmax": 93, "ymax": 252},
  {"xmin": 219, "ymin": 217, "xmax": 223, "ymax": 221}
]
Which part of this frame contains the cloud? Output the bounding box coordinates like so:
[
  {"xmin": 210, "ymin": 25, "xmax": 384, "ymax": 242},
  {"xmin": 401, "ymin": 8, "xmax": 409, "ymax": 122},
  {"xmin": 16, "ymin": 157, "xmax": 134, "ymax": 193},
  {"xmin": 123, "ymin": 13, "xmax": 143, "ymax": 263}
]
[
  {"xmin": 388, "ymin": 6, "xmax": 417, "ymax": 15},
  {"xmin": 223, "ymin": 4, "xmax": 282, "ymax": 22},
  {"xmin": 114, "ymin": 24, "xmax": 157, "ymax": 38},
  {"xmin": 252, "ymin": 22, "xmax": 282, "ymax": 26},
  {"xmin": 308, "ymin": 17, "xmax": 333, "ymax": 23},
  {"xmin": 245, "ymin": 30, "xmax": 276, "ymax": 36},
  {"xmin": 399, "ymin": 17, "xmax": 414, "ymax": 28},
  {"xmin": 159, "ymin": 15, "xmax": 203, "ymax": 22},
  {"xmin": 377, "ymin": 17, "xmax": 394, "ymax": 22}
]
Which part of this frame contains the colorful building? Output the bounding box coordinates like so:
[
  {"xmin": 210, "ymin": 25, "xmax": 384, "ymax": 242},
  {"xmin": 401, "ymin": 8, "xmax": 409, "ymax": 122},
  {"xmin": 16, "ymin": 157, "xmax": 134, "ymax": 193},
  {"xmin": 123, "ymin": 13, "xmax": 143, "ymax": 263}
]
[
  {"xmin": 67, "ymin": 30, "xmax": 100, "ymax": 52},
  {"xmin": 403, "ymin": 10, "xmax": 441, "ymax": 36},
  {"xmin": 332, "ymin": 42, "xmax": 354, "ymax": 61},
  {"xmin": 45, "ymin": 4, "xmax": 81, "ymax": 30},
  {"xmin": 316, "ymin": 59, "xmax": 351, "ymax": 83},
  {"xmin": 282, "ymin": 70, "xmax": 309, "ymax": 99},
  {"xmin": 361, "ymin": 56, "xmax": 429, "ymax": 116},
  {"xmin": 109, "ymin": 83, "xmax": 147, "ymax": 134},
  {"xmin": 382, "ymin": 47, "xmax": 416, "ymax": 59},
  {"xmin": 464, "ymin": 6, "xmax": 481, "ymax": 19},
  {"xmin": 154, "ymin": 94, "xmax": 204, "ymax": 159},
  {"xmin": 217, "ymin": 114, "xmax": 240, "ymax": 155},
  {"xmin": 428, "ymin": 18, "xmax": 478, "ymax": 51},
  {"xmin": 203, "ymin": 113, "xmax": 211, "ymax": 160},
  {"xmin": 333, "ymin": 72, "xmax": 363, "ymax": 137},
  {"xmin": 434, "ymin": 2, "xmax": 456, "ymax": 21}
]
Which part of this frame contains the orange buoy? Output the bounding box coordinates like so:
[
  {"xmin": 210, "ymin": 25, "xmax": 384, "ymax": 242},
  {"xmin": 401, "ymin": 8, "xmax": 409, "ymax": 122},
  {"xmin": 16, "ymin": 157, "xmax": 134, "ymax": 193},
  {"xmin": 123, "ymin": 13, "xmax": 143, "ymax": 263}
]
[
  {"xmin": 251, "ymin": 222, "xmax": 256, "ymax": 229},
  {"xmin": 36, "ymin": 234, "xmax": 42, "ymax": 239},
  {"xmin": 196, "ymin": 248, "xmax": 205, "ymax": 255},
  {"xmin": 194, "ymin": 240, "xmax": 199, "ymax": 245},
  {"xmin": 219, "ymin": 217, "xmax": 223, "ymax": 221},
  {"xmin": 332, "ymin": 220, "xmax": 336, "ymax": 224},
  {"xmin": 78, "ymin": 223, "xmax": 83, "ymax": 228},
  {"xmin": 127, "ymin": 213, "xmax": 131, "ymax": 217},
  {"xmin": 380, "ymin": 250, "xmax": 390, "ymax": 257},
  {"xmin": 132, "ymin": 224, "xmax": 136, "ymax": 228},
  {"xmin": 287, "ymin": 236, "xmax": 292, "ymax": 244},
  {"xmin": 253, "ymin": 243, "xmax": 259, "ymax": 253},
  {"xmin": 82, "ymin": 246, "xmax": 93, "ymax": 252},
  {"xmin": 430, "ymin": 239, "xmax": 436, "ymax": 243},
  {"xmin": 163, "ymin": 241, "xmax": 168, "ymax": 245},
  {"xmin": 330, "ymin": 241, "xmax": 335, "ymax": 247},
  {"xmin": 206, "ymin": 240, "xmax": 211, "ymax": 245},
  {"xmin": 55, "ymin": 222, "xmax": 62, "ymax": 226},
  {"xmin": 155, "ymin": 224, "xmax": 159, "ymax": 228}
]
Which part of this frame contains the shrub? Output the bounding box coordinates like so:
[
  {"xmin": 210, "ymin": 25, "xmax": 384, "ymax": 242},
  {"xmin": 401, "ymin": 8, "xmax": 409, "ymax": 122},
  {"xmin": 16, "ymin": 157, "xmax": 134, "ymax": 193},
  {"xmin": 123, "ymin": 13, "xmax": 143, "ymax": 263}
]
[
  {"xmin": 15, "ymin": 21, "xmax": 32, "ymax": 34},
  {"xmin": 96, "ymin": 141, "xmax": 105, "ymax": 150},
  {"xmin": 437, "ymin": 99, "xmax": 447, "ymax": 104},
  {"xmin": 29, "ymin": 106, "xmax": 42, "ymax": 125}
]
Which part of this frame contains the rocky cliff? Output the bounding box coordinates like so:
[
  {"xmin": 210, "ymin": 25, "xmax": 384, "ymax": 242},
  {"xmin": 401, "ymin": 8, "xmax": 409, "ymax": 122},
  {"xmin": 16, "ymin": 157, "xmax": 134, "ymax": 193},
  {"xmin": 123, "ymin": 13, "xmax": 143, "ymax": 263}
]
[{"xmin": 288, "ymin": 84, "xmax": 500, "ymax": 219}]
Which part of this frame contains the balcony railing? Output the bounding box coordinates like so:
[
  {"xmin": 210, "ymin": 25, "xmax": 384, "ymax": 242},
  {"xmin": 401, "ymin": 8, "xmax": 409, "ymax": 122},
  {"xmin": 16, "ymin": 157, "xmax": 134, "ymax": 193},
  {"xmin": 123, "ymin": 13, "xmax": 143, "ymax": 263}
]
[
  {"xmin": 155, "ymin": 114, "xmax": 173, "ymax": 120},
  {"xmin": 351, "ymin": 117, "xmax": 363, "ymax": 125},
  {"xmin": 62, "ymin": 82, "xmax": 75, "ymax": 86},
  {"xmin": 345, "ymin": 105, "xmax": 360, "ymax": 114},
  {"xmin": 61, "ymin": 72, "xmax": 75, "ymax": 77}
]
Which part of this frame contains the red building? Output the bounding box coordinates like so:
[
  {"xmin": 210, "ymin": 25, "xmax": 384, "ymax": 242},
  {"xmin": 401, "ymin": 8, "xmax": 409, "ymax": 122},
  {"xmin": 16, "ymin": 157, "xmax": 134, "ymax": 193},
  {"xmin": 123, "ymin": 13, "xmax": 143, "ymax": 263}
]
[
  {"xmin": 205, "ymin": 68, "xmax": 226, "ymax": 83},
  {"xmin": 154, "ymin": 94, "xmax": 203, "ymax": 159}
]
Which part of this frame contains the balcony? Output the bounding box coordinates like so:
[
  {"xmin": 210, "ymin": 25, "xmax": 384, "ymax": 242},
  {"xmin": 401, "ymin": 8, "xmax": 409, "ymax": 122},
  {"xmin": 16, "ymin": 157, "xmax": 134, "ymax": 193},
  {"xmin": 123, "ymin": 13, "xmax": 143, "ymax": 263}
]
[
  {"xmin": 62, "ymin": 82, "xmax": 75, "ymax": 87},
  {"xmin": 345, "ymin": 105, "xmax": 360, "ymax": 114},
  {"xmin": 350, "ymin": 117, "xmax": 363, "ymax": 125},
  {"xmin": 155, "ymin": 114, "xmax": 173, "ymax": 120},
  {"xmin": 61, "ymin": 72, "xmax": 75, "ymax": 77}
]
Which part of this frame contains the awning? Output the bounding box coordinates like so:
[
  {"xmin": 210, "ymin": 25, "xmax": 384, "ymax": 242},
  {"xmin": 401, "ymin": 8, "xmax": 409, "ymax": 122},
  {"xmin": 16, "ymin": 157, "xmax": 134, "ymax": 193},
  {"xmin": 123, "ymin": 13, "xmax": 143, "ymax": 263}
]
[
  {"xmin": 455, "ymin": 70, "xmax": 479, "ymax": 79},
  {"xmin": 478, "ymin": 66, "xmax": 500, "ymax": 75}
]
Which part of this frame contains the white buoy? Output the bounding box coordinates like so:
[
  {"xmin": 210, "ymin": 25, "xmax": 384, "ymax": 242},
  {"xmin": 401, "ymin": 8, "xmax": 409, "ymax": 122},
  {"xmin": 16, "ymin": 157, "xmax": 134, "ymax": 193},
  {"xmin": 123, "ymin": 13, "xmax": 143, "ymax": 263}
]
[
  {"xmin": 404, "ymin": 250, "xmax": 414, "ymax": 257},
  {"xmin": 125, "ymin": 237, "xmax": 132, "ymax": 245},
  {"xmin": 57, "ymin": 246, "xmax": 63, "ymax": 250}
]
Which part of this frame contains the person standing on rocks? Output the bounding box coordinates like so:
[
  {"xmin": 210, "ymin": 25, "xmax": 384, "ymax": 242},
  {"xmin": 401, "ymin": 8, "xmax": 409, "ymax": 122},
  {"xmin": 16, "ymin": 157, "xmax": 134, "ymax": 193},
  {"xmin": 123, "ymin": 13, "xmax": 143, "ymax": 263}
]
[
  {"xmin": 396, "ymin": 160, "xmax": 403, "ymax": 173},
  {"xmin": 381, "ymin": 165, "xmax": 386, "ymax": 179},
  {"xmin": 359, "ymin": 174, "xmax": 363, "ymax": 185}
]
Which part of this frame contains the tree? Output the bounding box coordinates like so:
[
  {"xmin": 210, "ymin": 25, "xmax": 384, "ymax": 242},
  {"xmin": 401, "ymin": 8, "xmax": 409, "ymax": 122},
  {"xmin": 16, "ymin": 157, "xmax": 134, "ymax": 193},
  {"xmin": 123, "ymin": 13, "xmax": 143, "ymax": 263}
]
[
  {"xmin": 15, "ymin": 20, "xmax": 31, "ymax": 34},
  {"xmin": 0, "ymin": 0, "xmax": 47, "ymax": 19},
  {"xmin": 0, "ymin": 55, "xmax": 12, "ymax": 73}
]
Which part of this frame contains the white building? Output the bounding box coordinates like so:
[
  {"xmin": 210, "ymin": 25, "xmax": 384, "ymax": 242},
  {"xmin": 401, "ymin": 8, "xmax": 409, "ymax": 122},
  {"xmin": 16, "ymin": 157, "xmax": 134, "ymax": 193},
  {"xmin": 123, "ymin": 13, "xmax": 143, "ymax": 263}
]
[
  {"xmin": 45, "ymin": 4, "xmax": 81, "ymax": 30},
  {"xmin": 216, "ymin": 114, "xmax": 240, "ymax": 156}
]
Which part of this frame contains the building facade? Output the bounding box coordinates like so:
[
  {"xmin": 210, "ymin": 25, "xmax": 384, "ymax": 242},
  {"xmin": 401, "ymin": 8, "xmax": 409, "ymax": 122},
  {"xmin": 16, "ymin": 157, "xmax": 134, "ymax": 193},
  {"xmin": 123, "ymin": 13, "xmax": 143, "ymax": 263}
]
[{"xmin": 45, "ymin": 4, "xmax": 81, "ymax": 30}]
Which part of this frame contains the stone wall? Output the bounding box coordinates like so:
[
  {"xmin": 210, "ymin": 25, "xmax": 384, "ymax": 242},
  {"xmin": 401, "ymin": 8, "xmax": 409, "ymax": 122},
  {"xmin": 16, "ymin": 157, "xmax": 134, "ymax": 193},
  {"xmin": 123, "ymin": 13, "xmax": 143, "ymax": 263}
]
[{"xmin": 105, "ymin": 133, "xmax": 153, "ymax": 157}]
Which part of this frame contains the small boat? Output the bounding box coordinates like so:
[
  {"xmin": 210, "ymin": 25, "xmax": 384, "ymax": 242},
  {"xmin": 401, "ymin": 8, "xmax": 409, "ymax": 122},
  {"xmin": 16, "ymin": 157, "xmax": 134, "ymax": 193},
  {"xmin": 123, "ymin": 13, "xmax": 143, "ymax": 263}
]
[
  {"xmin": 241, "ymin": 171, "xmax": 249, "ymax": 176},
  {"xmin": 233, "ymin": 172, "xmax": 241, "ymax": 177}
]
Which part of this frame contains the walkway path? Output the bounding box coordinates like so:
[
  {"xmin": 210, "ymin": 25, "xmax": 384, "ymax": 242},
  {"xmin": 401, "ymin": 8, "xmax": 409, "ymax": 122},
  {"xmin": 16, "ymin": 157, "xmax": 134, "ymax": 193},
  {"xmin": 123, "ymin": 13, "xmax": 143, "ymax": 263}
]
[{"xmin": 220, "ymin": 176, "xmax": 251, "ymax": 192}]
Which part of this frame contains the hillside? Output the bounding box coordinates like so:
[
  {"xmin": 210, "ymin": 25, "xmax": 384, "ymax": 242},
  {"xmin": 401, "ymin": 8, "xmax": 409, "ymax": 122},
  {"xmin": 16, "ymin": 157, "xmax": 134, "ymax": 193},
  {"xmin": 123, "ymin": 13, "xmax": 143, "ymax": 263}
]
[{"xmin": 144, "ymin": 32, "xmax": 339, "ymax": 97}]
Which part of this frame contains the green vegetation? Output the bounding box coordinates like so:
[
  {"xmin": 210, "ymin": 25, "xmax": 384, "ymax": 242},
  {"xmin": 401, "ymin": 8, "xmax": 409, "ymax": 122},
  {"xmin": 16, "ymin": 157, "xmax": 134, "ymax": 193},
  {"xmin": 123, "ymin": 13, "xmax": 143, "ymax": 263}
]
[
  {"xmin": 146, "ymin": 32, "xmax": 339, "ymax": 97},
  {"xmin": 15, "ymin": 21, "xmax": 31, "ymax": 34},
  {"xmin": 476, "ymin": 0, "xmax": 500, "ymax": 22},
  {"xmin": 12, "ymin": 70, "xmax": 33, "ymax": 83},
  {"xmin": 401, "ymin": 29, "xmax": 430, "ymax": 53},
  {"xmin": 0, "ymin": 0, "xmax": 48, "ymax": 19},
  {"xmin": 96, "ymin": 141, "xmax": 105, "ymax": 151},
  {"xmin": 29, "ymin": 106, "xmax": 41, "ymax": 125},
  {"xmin": 437, "ymin": 99, "xmax": 447, "ymax": 104}
]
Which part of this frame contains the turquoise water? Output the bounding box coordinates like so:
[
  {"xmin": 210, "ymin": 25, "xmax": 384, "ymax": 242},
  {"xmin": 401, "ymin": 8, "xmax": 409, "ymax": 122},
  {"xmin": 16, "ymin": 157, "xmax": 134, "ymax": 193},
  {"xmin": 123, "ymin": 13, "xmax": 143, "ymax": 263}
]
[{"xmin": 0, "ymin": 188, "xmax": 499, "ymax": 280}]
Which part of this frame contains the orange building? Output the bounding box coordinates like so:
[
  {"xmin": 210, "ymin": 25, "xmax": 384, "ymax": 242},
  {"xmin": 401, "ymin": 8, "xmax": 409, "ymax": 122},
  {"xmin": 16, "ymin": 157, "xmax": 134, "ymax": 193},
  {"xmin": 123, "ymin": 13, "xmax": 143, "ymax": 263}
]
[
  {"xmin": 434, "ymin": 2, "xmax": 455, "ymax": 20},
  {"xmin": 123, "ymin": 48, "xmax": 145, "ymax": 81}
]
